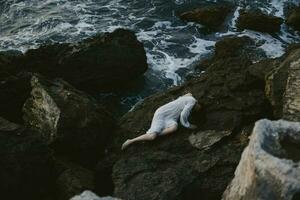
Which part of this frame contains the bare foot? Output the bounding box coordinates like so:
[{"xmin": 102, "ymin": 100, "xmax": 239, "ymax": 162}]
[{"xmin": 121, "ymin": 139, "xmax": 132, "ymax": 150}]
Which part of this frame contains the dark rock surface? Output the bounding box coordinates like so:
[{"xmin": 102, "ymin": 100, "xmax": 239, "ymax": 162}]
[
  {"xmin": 0, "ymin": 50, "xmax": 22, "ymax": 79},
  {"xmin": 1, "ymin": 29, "xmax": 148, "ymax": 93},
  {"xmin": 286, "ymin": 6, "xmax": 300, "ymax": 31},
  {"xmin": 0, "ymin": 72, "xmax": 32, "ymax": 123},
  {"xmin": 0, "ymin": 117, "xmax": 54, "ymax": 200},
  {"xmin": 94, "ymin": 36, "xmax": 273, "ymax": 200},
  {"xmin": 23, "ymin": 74, "xmax": 115, "ymax": 167},
  {"xmin": 236, "ymin": 9, "xmax": 283, "ymax": 33},
  {"xmin": 179, "ymin": 5, "xmax": 233, "ymax": 30},
  {"xmin": 55, "ymin": 159, "xmax": 95, "ymax": 200}
]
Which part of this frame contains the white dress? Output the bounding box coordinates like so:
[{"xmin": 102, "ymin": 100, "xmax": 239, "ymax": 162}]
[{"xmin": 146, "ymin": 95, "xmax": 197, "ymax": 135}]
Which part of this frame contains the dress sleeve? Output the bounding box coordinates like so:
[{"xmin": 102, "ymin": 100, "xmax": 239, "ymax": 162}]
[{"xmin": 180, "ymin": 101, "xmax": 196, "ymax": 128}]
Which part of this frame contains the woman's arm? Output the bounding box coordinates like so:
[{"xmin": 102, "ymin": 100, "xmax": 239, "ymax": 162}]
[{"xmin": 180, "ymin": 102, "xmax": 196, "ymax": 129}]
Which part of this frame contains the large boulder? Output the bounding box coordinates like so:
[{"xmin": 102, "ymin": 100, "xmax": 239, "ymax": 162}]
[
  {"xmin": 95, "ymin": 36, "xmax": 272, "ymax": 199},
  {"xmin": 223, "ymin": 119, "xmax": 300, "ymax": 200},
  {"xmin": 286, "ymin": 6, "xmax": 300, "ymax": 31},
  {"xmin": 265, "ymin": 48, "xmax": 300, "ymax": 119},
  {"xmin": 236, "ymin": 9, "xmax": 283, "ymax": 33},
  {"xmin": 0, "ymin": 117, "xmax": 54, "ymax": 200},
  {"xmin": 2, "ymin": 29, "xmax": 148, "ymax": 93},
  {"xmin": 179, "ymin": 5, "xmax": 233, "ymax": 30},
  {"xmin": 282, "ymin": 49, "xmax": 300, "ymax": 121},
  {"xmin": 23, "ymin": 75, "xmax": 115, "ymax": 167}
]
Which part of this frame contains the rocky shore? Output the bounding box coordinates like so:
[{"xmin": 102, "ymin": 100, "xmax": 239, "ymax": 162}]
[{"xmin": 0, "ymin": 5, "xmax": 300, "ymax": 200}]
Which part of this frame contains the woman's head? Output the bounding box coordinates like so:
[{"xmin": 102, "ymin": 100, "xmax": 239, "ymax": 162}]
[{"xmin": 192, "ymin": 102, "xmax": 202, "ymax": 113}]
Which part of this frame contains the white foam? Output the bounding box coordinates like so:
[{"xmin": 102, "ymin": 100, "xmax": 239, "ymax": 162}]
[
  {"xmin": 188, "ymin": 36, "xmax": 216, "ymax": 54},
  {"xmin": 230, "ymin": 6, "xmax": 241, "ymax": 29},
  {"xmin": 239, "ymin": 30, "xmax": 285, "ymax": 58}
]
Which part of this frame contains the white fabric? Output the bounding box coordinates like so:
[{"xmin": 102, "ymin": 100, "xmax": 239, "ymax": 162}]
[{"xmin": 147, "ymin": 95, "xmax": 197, "ymax": 134}]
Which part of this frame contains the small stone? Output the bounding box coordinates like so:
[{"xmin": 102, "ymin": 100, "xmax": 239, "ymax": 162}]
[
  {"xmin": 70, "ymin": 190, "xmax": 121, "ymax": 200},
  {"xmin": 189, "ymin": 130, "xmax": 232, "ymax": 150}
]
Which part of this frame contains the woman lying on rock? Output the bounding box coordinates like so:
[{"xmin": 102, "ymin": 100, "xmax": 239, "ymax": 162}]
[{"xmin": 121, "ymin": 93, "xmax": 202, "ymax": 150}]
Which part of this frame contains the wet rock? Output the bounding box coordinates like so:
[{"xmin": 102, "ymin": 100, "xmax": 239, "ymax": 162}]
[
  {"xmin": 189, "ymin": 130, "xmax": 232, "ymax": 150},
  {"xmin": 71, "ymin": 190, "xmax": 121, "ymax": 200},
  {"xmin": 0, "ymin": 117, "xmax": 54, "ymax": 200},
  {"xmin": 23, "ymin": 75, "xmax": 115, "ymax": 167},
  {"xmin": 179, "ymin": 5, "xmax": 233, "ymax": 30},
  {"xmin": 3, "ymin": 29, "xmax": 147, "ymax": 93},
  {"xmin": 98, "ymin": 36, "xmax": 272, "ymax": 200},
  {"xmin": 265, "ymin": 48, "xmax": 300, "ymax": 119},
  {"xmin": 286, "ymin": 7, "xmax": 300, "ymax": 31},
  {"xmin": 223, "ymin": 119, "xmax": 300, "ymax": 200},
  {"xmin": 236, "ymin": 9, "xmax": 283, "ymax": 33},
  {"xmin": 55, "ymin": 160, "xmax": 94, "ymax": 200}
]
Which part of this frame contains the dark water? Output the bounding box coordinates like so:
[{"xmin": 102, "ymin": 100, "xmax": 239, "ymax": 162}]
[{"xmin": 0, "ymin": 0, "xmax": 299, "ymax": 111}]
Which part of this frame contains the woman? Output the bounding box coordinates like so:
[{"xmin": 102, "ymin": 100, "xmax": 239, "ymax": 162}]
[{"xmin": 121, "ymin": 93, "xmax": 201, "ymax": 150}]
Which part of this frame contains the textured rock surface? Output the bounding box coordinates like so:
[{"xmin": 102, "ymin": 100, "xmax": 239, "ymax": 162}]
[
  {"xmin": 237, "ymin": 9, "xmax": 283, "ymax": 33},
  {"xmin": 23, "ymin": 75, "xmax": 115, "ymax": 167},
  {"xmin": 71, "ymin": 190, "xmax": 121, "ymax": 200},
  {"xmin": 179, "ymin": 4, "xmax": 233, "ymax": 30},
  {"xmin": 1, "ymin": 29, "xmax": 147, "ymax": 93},
  {"xmin": 94, "ymin": 36, "xmax": 271, "ymax": 200},
  {"xmin": 283, "ymin": 54, "xmax": 300, "ymax": 121},
  {"xmin": 223, "ymin": 119, "xmax": 300, "ymax": 200},
  {"xmin": 265, "ymin": 48, "xmax": 300, "ymax": 119},
  {"xmin": 0, "ymin": 117, "xmax": 54, "ymax": 200},
  {"xmin": 189, "ymin": 130, "xmax": 232, "ymax": 150},
  {"xmin": 286, "ymin": 6, "xmax": 300, "ymax": 31},
  {"xmin": 23, "ymin": 75, "xmax": 60, "ymax": 143}
]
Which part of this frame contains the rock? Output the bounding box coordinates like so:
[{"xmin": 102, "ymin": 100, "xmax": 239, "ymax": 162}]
[
  {"xmin": 282, "ymin": 51, "xmax": 300, "ymax": 121},
  {"xmin": 213, "ymin": 36, "xmax": 255, "ymax": 59},
  {"xmin": 247, "ymin": 58, "xmax": 280, "ymax": 81},
  {"xmin": 0, "ymin": 72, "xmax": 32, "ymax": 123},
  {"xmin": 96, "ymin": 36, "xmax": 272, "ymax": 200},
  {"xmin": 236, "ymin": 9, "xmax": 283, "ymax": 33},
  {"xmin": 71, "ymin": 190, "xmax": 121, "ymax": 200},
  {"xmin": 0, "ymin": 50, "xmax": 22, "ymax": 79},
  {"xmin": 0, "ymin": 117, "xmax": 54, "ymax": 200},
  {"xmin": 23, "ymin": 75, "xmax": 60, "ymax": 143},
  {"xmin": 223, "ymin": 119, "xmax": 300, "ymax": 200},
  {"xmin": 179, "ymin": 5, "xmax": 233, "ymax": 30},
  {"xmin": 0, "ymin": 116, "xmax": 24, "ymax": 133},
  {"xmin": 55, "ymin": 160, "xmax": 94, "ymax": 200},
  {"xmin": 3, "ymin": 29, "xmax": 147, "ymax": 93},
  {"xmin": 189, "ymin": 130, "xmax": 232, "ymax": 150},
  {"xmin": 23, "ymin": 74, "xmax": 115, "ymax": 167},
  {"xmin": 286, "ymin": 7, "xmax": 300, "ymax": 31},
  {"xmin": 265, "ymin": 48, "xmax": 300, "ymax": 119}
]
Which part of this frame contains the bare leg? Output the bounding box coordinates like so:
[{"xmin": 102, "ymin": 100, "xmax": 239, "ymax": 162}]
[
  {"xmin": 121, "ymin": 124, "xmax": 178, "ymax": 150},
  {"xmin": 160, "ymin": 124, "xmax": 178, "ymax": 136},
  {"xmin": 121, "ymin": 133, "xmax": 157, "ymax": 150}
]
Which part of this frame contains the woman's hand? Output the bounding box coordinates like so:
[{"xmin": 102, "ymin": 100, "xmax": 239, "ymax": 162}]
[{"xmin": 189, "ymin": 124, "xmax": 197, "ymax": 130}]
